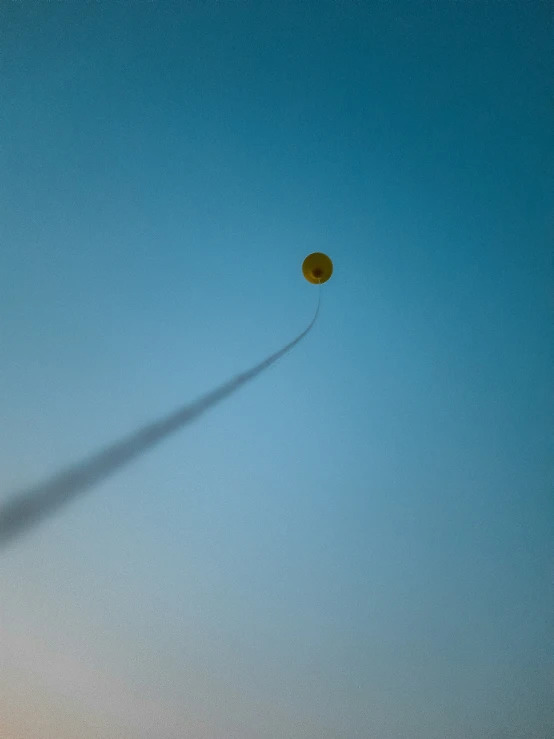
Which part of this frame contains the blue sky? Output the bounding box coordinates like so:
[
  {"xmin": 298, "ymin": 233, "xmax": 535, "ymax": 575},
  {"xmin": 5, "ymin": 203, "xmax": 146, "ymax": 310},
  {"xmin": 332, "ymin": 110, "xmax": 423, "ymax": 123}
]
[{"xmin": 1, "ymin": 2, "xmax": 552, "ymax": 738}]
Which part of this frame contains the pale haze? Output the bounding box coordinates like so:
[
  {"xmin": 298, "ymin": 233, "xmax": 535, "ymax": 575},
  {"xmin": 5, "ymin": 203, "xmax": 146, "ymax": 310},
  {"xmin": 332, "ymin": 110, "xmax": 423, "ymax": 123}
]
[{"xmin": 1, "ymin": 2, "xmax": 552, "ymax": 738}]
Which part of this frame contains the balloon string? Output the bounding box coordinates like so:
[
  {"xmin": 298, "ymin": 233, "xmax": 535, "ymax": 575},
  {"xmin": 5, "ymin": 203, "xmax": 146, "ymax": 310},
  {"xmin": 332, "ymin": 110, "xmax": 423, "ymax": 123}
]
[
  {"xmin": 0, "ymin": 293, "xmax": 322, "ymax": 549},
  {"xmin": 316, "ymin": 279, "xmax": 322, "ymax": 319}
]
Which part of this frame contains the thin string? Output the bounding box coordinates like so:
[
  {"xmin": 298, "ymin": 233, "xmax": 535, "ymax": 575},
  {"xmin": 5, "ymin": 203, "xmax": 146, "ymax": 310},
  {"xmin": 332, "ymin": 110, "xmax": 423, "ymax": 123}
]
[{"xmin": 0, "ymin": 292, "xmax": 323, "ymax": 548}]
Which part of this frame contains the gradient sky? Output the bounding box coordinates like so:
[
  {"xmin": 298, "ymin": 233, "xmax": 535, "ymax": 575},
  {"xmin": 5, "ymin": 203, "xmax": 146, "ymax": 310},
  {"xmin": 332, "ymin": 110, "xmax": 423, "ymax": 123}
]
[{"xmin": 1, "ymin": 2, "xmax": 552, "ymax": 738}]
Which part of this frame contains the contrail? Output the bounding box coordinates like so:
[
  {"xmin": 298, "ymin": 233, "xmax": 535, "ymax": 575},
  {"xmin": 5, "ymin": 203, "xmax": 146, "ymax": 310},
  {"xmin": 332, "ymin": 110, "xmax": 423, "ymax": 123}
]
[{"xmin": 0, "ymin": 299, "xmax": 319, "ymax": 549}]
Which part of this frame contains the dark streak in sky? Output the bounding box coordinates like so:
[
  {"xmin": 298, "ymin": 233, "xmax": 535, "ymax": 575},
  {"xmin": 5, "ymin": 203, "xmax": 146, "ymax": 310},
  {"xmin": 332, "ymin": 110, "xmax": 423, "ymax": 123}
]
[{"xmin": 0, "ymin": 302, "xmax": 319, "ymax": 549}]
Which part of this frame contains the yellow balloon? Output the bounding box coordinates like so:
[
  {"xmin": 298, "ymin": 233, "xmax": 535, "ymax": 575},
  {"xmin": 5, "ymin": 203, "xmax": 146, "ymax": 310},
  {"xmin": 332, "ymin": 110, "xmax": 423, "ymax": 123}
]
[{"xmin": 302, "ymin": 252, "xmax": 333, "ymax": 284}]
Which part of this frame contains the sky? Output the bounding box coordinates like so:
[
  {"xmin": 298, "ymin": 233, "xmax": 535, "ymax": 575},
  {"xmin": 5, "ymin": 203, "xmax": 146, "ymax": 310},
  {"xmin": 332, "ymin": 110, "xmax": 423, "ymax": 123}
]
[{"xmin": 1, "ymin": 1, "xmax": 552, "ymax": 738}]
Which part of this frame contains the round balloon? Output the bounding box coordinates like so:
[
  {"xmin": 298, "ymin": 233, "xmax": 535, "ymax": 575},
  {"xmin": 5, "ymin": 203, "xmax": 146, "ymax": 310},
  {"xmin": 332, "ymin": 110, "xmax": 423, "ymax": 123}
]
[{"xmin": 302, "ymin": 252, "xmax": 333, "ymax": 284}]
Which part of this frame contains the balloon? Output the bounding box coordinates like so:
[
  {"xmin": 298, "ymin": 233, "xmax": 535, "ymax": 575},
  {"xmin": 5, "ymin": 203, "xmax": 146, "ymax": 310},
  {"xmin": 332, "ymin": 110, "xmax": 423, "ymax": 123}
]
[{"xmin": 302, "ymin": 252, "xmax": 333, "ymax": 284}]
